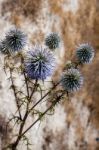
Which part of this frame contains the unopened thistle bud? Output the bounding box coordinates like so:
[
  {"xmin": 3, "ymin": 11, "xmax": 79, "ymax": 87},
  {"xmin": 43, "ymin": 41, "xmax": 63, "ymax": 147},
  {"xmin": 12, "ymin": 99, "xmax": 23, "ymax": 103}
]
[
  {"xmin": 61, "ymin": 68, "xmax": 83, "ymax": 92},
  {"xmin": 76, "ymin": 43, "xmax": 94, "ymax": 64},
  {"xmin": 45, "ymin": 33, "xmax": 60, "ymax": 50}
]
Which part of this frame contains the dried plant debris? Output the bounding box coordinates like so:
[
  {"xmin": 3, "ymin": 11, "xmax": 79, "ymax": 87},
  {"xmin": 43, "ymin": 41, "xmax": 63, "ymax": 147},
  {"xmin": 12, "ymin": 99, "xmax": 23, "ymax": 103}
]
[{"xmin": 1, "ymin": 0, "xmax": 42, "ymax": 20}]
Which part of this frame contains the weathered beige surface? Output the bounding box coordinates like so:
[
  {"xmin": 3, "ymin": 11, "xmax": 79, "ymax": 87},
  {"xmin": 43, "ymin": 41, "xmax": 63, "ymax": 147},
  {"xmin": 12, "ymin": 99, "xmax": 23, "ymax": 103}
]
[{"xmin": 0, "ymin": 0, "xmax": 99, "ymax": 149}]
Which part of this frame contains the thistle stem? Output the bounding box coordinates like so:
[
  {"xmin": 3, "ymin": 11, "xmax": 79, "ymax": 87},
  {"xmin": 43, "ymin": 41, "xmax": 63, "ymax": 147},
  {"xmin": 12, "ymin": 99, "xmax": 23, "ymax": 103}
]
[
  {"xmin": 29, "ymin": 81, "xmax": 60, "ymax": 112},
  {"xmin": 11, "ymin": 79, "xmax": 38, "ymax": 150},
  {"xmin": 10, "ymin": 68, "xmax": 22, "ymax": 120},
  {"xmin": 21, "ymin": 91, "xmax": 65, "ymax": 137}
]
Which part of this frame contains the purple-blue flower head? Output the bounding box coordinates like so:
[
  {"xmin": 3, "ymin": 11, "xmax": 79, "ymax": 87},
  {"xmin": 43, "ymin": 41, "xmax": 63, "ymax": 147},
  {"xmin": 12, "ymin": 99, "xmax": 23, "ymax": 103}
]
[{"xmin": 25, "ymin": 46, "xmax": 56, "ymax": 80}]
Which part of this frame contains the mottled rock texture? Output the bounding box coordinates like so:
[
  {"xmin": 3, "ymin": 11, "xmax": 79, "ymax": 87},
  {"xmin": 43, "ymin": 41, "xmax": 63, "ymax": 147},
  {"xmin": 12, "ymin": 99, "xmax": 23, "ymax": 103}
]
[{"xmin": 0, "ymin": 0, "xmax": 99, "ymax": 149}]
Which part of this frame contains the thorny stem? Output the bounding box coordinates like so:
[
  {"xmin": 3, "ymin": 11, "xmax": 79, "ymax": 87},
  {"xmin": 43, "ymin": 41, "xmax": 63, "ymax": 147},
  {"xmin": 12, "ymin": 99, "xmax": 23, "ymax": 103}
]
[
  {"xmin": 29, "ymin": 79, "xmax": 38, "ymax": 100},
  {"xmin": 21, "ymin": 91, "xmax": 65, "ymax": 137},
  {"xmin": 9, "ymin": 81, "xmax": 61, "ymax": 150},
  {"xmin": 10, "ymin": 68, "xmax": 22, "ymax": 120},
  {"xmin": 5, "ymin": 55, "xmax": 38, "ymax": 150},
  {"xmin": 11, "ymin": 91, "xmax": 65, "ymax": 150},
  {"xmin": 23, "ymin": 70, "xmax": 30, "ymax": 98},
  {"xmin": 6, "ymin": 55, "xmax": 61, "ymax": 150},
  {"xmin": 10, "ymin": 78, "xmax": 38, "ymax": 150},
  {"xmin": 29, "ymin": 81, "xmax": 60, "ymax": 112},
  {"xmin": 11, "ymin": 110, "xmax": 29, "ymax": 150}
]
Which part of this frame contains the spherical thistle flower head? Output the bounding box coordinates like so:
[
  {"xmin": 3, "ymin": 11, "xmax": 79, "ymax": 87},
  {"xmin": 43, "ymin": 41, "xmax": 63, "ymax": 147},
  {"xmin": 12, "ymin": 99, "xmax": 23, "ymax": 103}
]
[
  {"xmin": 45, "ymin": 33, "xmax": 60, "ymax": 50},
  {"xmin": 25, "ymin": 46, "xmax": 56, "ymax": 80},
  {"xmin": 76, "ymin": 43, "xmax": 94, "ymax": 64},
  {"xmin": 4, "ymin": 28, "xmax": 27, "ymax": 53},
  {"xmin": 61, "ymin": 68, "xmax": 83, "ymax": 92}
]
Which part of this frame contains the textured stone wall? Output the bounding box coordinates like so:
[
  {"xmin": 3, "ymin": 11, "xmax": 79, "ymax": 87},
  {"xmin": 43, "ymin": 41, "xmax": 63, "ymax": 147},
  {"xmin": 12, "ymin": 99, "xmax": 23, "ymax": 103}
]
[{"xmin": 0, "ymin": 0, "xmax": 99, "ymax": 149}]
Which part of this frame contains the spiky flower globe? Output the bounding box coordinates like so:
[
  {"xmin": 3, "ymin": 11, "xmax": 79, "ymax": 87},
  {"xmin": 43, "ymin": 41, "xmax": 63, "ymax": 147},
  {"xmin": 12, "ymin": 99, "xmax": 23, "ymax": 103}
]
[
  {"xmin": 25, "ymin": 46, "xmax": 56, "ymax": 80},
  {"xmin": 61, "ymin": 68, "xmax": 83, "ymax": 92},
  {"xmin": 76, "ymin": 43, "xmax": 94, "ymax": 64},
  {"xmin": 0, "ymin": 28, "xmax": 27, "ymax": 54},
  {"xmin": 45, "ymin": 33, "xmax": 60, "ymax": 50}
]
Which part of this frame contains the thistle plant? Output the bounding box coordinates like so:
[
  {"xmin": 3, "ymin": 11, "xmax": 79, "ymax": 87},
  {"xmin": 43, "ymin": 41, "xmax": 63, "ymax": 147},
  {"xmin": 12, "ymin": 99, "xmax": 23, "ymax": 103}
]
[
  {"xmin": 25, "ymin": 46, "xmax": 56, "ymax": 80},
  {"xmin": 0, "ymin": 28, "xmax": 95, "ymax": 150},
  {"xmin": 45, "ymin": 33, "xmax": 60, "ymax": 50},
  {"xmin": 61, "ymin": 68, "xmax": 83, "ymax": 92},
  {"xmin": 76, "ymin": 43, "xmax": 94, "ymax": 64},
  {"xmin": 0, "ymin": 28, "xmax": 27, "ymax": 54}
]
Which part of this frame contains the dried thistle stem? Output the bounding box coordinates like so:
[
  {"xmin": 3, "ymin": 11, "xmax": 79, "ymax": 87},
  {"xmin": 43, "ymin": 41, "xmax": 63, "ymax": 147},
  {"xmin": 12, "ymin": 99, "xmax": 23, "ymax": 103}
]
[{"xmin": 10, "ymin": 68, "xmax": 22, "ymax": 120}]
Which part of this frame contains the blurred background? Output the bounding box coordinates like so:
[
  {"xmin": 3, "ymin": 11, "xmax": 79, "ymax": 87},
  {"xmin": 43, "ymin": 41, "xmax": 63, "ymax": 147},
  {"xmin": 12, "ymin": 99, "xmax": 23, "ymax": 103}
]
[{"xmin": 0, "ymin": 0, "xmax": 99, "ymax": 149}]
